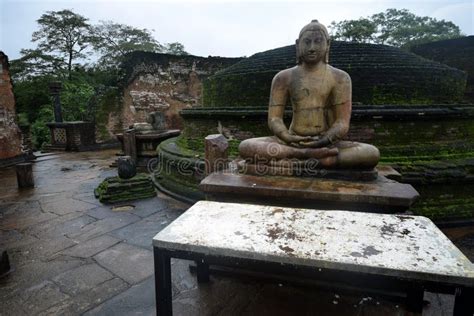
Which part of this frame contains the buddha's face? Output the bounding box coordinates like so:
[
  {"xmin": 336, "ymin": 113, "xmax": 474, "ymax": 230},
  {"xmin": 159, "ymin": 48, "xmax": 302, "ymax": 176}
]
[{"xmin": 297, "ymin": 30, "xmax": 328, "ymax": 64}]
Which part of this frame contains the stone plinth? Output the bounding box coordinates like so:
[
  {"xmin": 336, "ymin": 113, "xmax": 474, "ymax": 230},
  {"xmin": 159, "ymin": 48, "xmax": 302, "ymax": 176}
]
[
  {"xmin": 239, "ymin": 160, "xmax": 378, "ymax": 181},
  {"xmin": 45, "ymin": 121, "xmax": 96, "ymax": 152},
  {"xmin": 94, "ymin": 173, "xmax": 156, "ymax": 204},
  {"xmin": 116, "ymin": 129, "xmax": 180, "ymax": 167},
  {"xmin": 200, "ymin": 172, "xmax": 419, "ymax": 213}
]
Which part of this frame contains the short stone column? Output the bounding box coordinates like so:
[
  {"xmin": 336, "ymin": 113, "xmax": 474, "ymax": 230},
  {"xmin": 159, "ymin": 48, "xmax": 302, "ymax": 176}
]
[
  {"xmin": 123, "ymin": 129, "xmax": 137, "ymax": 163},
  {"xmin": 16, "ymin": 162, "xmax": 34, "ymax": 188},
  {"xmin": 204, "ymin": 134, "xmax": 229, "ymax": 176}
]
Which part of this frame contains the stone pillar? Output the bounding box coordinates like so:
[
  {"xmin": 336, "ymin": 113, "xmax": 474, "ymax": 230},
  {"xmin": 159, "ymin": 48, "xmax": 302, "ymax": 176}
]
[
  {"xmin": 204, "ymin": 134, "xmax": 229, "ymax": 176},
  {"xmin": 123, "ymin": 129, "xmax": 137, "ymax": 163},
  {"xmin": 49, "ymin": 82, "xmax": 63, "ymax": 123},
  {"xmin": 16, "ymin": 163, "xmax": 34, "ymax": 188}
]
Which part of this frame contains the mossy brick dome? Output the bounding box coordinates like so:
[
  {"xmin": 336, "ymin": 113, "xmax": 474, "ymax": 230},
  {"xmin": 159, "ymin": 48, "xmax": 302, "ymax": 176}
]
[
  {"xmin": 202, "ymin": 41, "xmax": 467, "ymax": 107},
  {"xmin": 410, "ymin": 36, "xmax": 474, "ymax": 101}
]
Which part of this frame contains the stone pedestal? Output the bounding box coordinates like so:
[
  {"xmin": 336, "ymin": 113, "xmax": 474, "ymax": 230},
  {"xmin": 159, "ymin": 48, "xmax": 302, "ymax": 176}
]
[
  {"xmin": 44, "ymin": 121, "xmax": 95, "ymax": 151},
  {"xmin": 94, "ymin": 173, "xmax": 156, "ymax": 204},
  {"xmin": 116, "ymin": 129, "xmax": 180, "ymax": 167},
  {"xmin": 238, "ymin": 160, "xmax": 378, "ymax": 181},
  {"xmin": 200, "ymin": 171, "xmax": 419, "ymax": 213}
]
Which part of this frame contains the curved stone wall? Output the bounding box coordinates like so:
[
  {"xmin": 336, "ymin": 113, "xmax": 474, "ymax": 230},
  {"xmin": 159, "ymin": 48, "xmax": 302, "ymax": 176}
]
[
  {"xmin": 203, "ymin": 42, "xmax": 466, "ymax": 107},
  {"xmin": 155, "ymin": 105, "xmax": 474, "ymax": 222}
]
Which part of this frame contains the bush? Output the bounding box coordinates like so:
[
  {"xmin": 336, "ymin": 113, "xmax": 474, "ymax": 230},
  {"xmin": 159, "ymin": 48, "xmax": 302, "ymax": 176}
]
[
  {"xmin": 61, "ymin": 79, "xmax": 95, "ymax": 121},
  {"xmin": 31, "ymin": 105, "xmax": 54, "ymax": 149}
]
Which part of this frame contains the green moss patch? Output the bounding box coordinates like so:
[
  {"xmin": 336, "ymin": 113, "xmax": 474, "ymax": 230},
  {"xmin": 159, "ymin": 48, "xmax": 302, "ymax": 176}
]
[
  {"xmin": 204, "ymin": 42, "xmax": 466, "ymax": 107},
  {"xmin": 94, "ymin": 173, "xmax": 156, "ymax": 204}
]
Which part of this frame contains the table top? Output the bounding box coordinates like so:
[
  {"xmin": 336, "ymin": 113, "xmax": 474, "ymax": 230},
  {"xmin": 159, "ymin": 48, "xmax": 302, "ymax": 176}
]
[{"xmin": 153, "ymin": 201, "xmax": 474, "ymax": 287}]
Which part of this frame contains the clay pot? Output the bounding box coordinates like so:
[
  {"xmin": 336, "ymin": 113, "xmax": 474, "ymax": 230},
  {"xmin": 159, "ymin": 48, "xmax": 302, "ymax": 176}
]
[{"xmin": 117, "ymin": 156, "xmax": 137, "ymax": 179}]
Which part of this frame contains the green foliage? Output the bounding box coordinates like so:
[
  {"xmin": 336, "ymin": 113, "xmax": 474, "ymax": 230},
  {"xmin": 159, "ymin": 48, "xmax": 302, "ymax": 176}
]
[
  {"xmin": 89, "ymin": 21, "xmax": 162, "ymax": 68},
  {"xmin": 17, "ymin": 112, "xmax": 30, "ymax": 127},
  {"xmin": 31, "ymin": 105, "xmax": 54, "ymax": 149},
  {"xmin": 32, "ymin": 9, "xmax": 91, "ymax": 79},
  {"xmin": 94, "ymin": 87, "xmax": 121, "ymax": 140},
  {"xmin": 61, "ymin": 79, "xmax": 95, "ymax": 121},
  {"xmin": 11, "ymin": 8, "xmax": 188, "ymax": 145},
  {"xmin": 163, "ymin": 42, "xmax": 189, "ymax": 55},
  {"xmin": 12, "ymin": 76, "xmax": 52, "ymax": 123},
  {"xmin": 10, "ymin": 49, "xmax": 66, "ymax": 80},
  {"xmin": 329, "ymin": 18, "xmax": 376, "ymax": 43},
  {"xmin": 330, "ymin": 8, "xmax": 463, "ymax": 48}
]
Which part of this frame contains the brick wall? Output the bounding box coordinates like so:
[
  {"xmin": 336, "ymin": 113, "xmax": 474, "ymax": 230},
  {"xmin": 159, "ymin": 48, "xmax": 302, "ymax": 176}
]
[
  {"xmin": 0, "ymin": 52, "xmax": 22, "ymax": 160},
  {"xmin": 99, "ymin": 52, "xmax": 241, "ymax": 140}
]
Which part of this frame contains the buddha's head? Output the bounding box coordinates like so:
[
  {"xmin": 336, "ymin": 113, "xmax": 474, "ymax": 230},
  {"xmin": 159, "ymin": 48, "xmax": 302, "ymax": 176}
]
[{"xmin": 296, "ymin": 20, "xmax": 330, "ymax": 65}]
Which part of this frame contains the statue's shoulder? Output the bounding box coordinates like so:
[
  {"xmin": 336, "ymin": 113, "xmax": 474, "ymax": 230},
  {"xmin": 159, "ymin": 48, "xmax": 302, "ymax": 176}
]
[
  {"xmin": 272, "ymin": 66, "xmax": 296, "ymax": 85},
  {"xmin": 328, "ymin": 65, "xmax": 351, "ymax": 84}
]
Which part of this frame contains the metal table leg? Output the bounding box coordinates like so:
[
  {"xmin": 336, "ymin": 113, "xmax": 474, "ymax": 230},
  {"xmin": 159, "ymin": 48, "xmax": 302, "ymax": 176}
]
[
  {"xmin": 154, "ymin": 248, "xmax": 172, "ymax": 316},
  {"xmin": 406, "ymin": 284, "xmax": 424, "ymax": 313},
  {"xmin": 453, "ymin": 287, "xmax": 474, "ymax": 316},
  {"xmin": 196, "ymin": 258, "xmax": 210, "ymax": 283}
]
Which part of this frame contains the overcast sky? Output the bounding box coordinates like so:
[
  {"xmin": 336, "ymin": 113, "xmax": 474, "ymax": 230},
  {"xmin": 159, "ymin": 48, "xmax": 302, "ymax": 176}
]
[{"xmin": 1, "ymin": 0, "xmax": 473, "ymax": 60}]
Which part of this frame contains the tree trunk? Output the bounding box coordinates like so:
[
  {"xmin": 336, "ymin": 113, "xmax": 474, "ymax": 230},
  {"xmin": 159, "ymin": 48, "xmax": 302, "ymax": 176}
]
[{"xmin": 68, "ymin": 50, "xmax": 73, "ymax": 80}]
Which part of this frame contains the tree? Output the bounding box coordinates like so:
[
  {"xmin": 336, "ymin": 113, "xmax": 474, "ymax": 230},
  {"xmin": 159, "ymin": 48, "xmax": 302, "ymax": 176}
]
[
  {"xmin": 10, "ymin": 48, "xmax": 66, "ymax": 80},
  {"xmin": 163, "ymin": 42, "xmax": 189, "ymax": 55},
  {"xmin": 329, "ymin": 18, "xmax": 376, "ymax": 43},
  {"xmin": 89, "ymin": 21, "xmax": 162, "ymax": 68},
  {"xmin": 32, "ymin": 9, "xmax": 91, "ymax": 79},
  {"xmin": 330, "ymin": 8, "xmax": 463, "ymax": 48},
  {"xmin": 11, "ymin": 9, "xmax": 189, "ymax": 147}
]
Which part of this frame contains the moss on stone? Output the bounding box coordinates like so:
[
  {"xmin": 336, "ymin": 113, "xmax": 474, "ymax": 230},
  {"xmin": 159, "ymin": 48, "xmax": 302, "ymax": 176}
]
[
  {"xmin": 203, "ymin": 42, "xmax": 466, "ymax": 107},
  {"xmin": 410, "ymin": 183, "xmax": 474, "ymax": 220},
  {"xmin": 95, "ymin": 88, "xmax": 122, "ymax": 140},
  {"xmin": 94, "ymin": 173, "xmax": 156, "ymax": 204}
]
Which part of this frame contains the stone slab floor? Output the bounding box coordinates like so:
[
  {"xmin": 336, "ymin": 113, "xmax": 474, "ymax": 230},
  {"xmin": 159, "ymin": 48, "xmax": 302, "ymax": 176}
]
[{"xmin": 0, "ymin": 150, "xmax": 472, "ymax": 315}]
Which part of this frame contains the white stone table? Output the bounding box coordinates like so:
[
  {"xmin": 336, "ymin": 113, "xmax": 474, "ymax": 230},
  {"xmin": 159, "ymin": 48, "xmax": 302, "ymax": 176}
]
[{"xmin": 153, "ymin": 201, "xmax": 474, "ymax": 315}]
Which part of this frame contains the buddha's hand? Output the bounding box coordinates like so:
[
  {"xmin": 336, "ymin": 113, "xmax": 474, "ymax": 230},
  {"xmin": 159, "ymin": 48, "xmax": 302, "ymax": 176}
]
[
  {"xmin": 298, "ymin": 135, "xmax": 331, "ymax": 148},
  {"xmin": 279, "ymin": 133, "xmax": 312, "ymax": 146}
]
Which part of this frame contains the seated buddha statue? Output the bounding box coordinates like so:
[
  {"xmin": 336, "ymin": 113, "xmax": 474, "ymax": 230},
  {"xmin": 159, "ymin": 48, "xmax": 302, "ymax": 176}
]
[{"xmin": 238, "ymin": 20, "xmax": 380, "ymax": 170}]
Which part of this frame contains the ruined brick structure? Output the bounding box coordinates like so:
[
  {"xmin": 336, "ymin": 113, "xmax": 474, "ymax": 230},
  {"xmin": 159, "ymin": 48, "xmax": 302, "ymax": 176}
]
[
  {"xmin": 0, "ymin": 52, "xmax": 23, "ymax": 163},
  {"xmin": 100, "ymin": 52, "xmax": 242, "ymax": 140}
]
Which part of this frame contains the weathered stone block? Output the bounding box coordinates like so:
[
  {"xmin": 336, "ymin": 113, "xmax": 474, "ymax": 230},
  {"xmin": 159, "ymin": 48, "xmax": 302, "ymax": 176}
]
[
  {"xmin": 200, "ymin": 171, "xmax": 419, "ymax": 212},
  {"xmin": 204, "ymin": 134, "xmax": 229, "ymax": 175},
  {"xmin": 94, "ymin": 173, "xmax": 156, "ymax": 204}
]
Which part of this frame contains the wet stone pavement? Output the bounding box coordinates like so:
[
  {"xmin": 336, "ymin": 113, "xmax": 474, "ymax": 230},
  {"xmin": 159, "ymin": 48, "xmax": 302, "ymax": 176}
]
[{"xmin": 0, "ymin": 150, "xmax": 472, "ymax": 315}]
